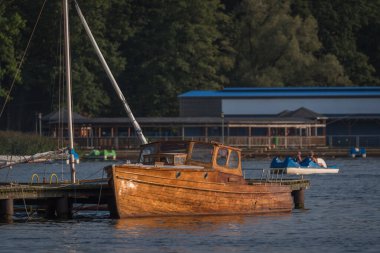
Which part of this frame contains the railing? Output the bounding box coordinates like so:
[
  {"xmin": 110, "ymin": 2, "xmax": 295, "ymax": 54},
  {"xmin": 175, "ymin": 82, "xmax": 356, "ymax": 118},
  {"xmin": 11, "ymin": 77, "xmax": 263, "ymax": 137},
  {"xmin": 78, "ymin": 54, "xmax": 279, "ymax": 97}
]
[
  {"xmin": 226, "ymin": 136, "xmax": 326, "ymax": 148},
  {"xmin": 242, "ymin": 168, "xmax": 284, "ymax": 182},
  {"xmin": 327, "ymin": 135, "xmax": 380, "ymax": 148},
  {"xmin": 71, "ymin": 135, "xmax": 327, "ymax": 149},
  {"xmin": 54, "ymin": 135, "xmax": 380, "ymax": 149}
]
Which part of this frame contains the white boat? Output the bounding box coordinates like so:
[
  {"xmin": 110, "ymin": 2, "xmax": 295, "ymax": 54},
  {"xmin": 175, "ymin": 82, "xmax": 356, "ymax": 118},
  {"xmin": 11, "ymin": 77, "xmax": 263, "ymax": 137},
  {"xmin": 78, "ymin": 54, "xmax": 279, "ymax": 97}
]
[
  {"xmin": 270, "ymin": 157, "xmax": 339, "ymax": 175},
  {"xmin": 283, "ymin": 167, "xmax": 339, "ymax": 175}
]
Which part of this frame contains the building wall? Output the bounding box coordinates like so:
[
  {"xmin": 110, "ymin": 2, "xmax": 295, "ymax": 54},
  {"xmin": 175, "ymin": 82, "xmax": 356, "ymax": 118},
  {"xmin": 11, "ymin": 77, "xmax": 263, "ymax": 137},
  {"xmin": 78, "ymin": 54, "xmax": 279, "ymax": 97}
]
[
  {"xmin": 222, "ymin": 98, "xmax": 380, "ymax": 116},
  {"xmin": 327, "ymin": 120, "xmax": 380, "ymax": 135},
  {"xmin": 179, "ymin": 98, "xmax": 221, "ymax": 117},
  {"xmin": 178, "ymin": 88, "xmax": 380, "ymax": 146}
]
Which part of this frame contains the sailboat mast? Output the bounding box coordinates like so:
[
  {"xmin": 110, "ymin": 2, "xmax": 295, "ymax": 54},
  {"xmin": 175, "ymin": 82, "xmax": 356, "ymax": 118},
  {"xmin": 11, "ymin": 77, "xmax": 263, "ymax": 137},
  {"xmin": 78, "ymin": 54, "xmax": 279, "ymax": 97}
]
[
  {"xmin": 63, "ymin": 0, "xmax": 76, "ymax": 183},
  {"xmin": 74, "ymin": 0, "xmax": 147, "ymax": 145}
]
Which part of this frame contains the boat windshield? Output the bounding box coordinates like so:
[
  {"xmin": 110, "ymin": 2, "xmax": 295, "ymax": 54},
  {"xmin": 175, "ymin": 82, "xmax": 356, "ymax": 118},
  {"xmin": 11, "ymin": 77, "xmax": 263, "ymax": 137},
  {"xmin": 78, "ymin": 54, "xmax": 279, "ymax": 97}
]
[
  {"xmin": 159, "ymin": 142, "xmax": 189, "ymax": 153},
  {"xmin": 138, "ymin": 142, "xmax": 189, "ymax": 163},
  {"xmin": 190, "ymin": 143, "xmax": 214, "ymax": 163},
  {"xmin": 139, "ymin": 145, "xmax": 157, "ymax": 163}
]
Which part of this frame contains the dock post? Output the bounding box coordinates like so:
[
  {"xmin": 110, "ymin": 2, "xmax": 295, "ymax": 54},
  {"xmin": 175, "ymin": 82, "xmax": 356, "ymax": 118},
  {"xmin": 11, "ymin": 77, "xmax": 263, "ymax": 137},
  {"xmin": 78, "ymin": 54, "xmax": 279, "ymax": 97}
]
[
  {"xmin": 292, "ymin": 188, "xmax": 305, "ymax": 209},
  {"xmin": 56, "ymin": 197, "xmax": 72, "ymax": 219},
  {"xmin": 45, "ymin": 199, "xmax": 57, "ymax": 219},
  {"xmin": 0, "ymin": 199, "xmax": 14, "ymax": 222}
]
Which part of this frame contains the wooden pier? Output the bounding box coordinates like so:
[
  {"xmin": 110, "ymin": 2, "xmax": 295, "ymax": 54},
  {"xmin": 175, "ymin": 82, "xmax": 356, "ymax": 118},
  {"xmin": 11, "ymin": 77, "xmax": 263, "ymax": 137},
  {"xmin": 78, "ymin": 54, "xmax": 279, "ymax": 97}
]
[
  {"xmin": 0, "ymin": 178, "xmax": 309, "ymax": 222},
  {"xmin": 0, "ymin": 181, "xmax": 112, "ymax": 222}
]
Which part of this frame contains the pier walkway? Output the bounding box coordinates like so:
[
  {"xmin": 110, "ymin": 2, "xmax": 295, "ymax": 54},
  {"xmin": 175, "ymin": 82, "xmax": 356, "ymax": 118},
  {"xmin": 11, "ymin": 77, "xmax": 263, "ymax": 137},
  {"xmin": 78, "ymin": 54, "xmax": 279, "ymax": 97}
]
[{"xmin": 0, "ymin": 181, "xmax": 112, "ymax": 222}]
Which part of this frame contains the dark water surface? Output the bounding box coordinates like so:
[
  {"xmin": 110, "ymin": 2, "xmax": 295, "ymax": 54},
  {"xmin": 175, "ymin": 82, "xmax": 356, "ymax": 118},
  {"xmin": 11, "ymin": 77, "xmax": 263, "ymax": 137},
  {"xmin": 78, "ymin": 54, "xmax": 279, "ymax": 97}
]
[{"xmin": 0, "ymin": 157, "xmax": 379, "ymax": 253}]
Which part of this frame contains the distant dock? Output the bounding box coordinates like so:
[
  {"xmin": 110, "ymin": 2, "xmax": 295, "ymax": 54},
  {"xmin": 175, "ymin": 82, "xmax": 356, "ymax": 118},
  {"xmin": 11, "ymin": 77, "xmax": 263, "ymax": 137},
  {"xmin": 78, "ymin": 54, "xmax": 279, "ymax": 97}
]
[
  {"xmin": 241, "ymin": 147, "xmax": 380, "ymax": 158},
  {"xmin": 115, "ymin": 148, "xmax": 380, "ymax": 161}
]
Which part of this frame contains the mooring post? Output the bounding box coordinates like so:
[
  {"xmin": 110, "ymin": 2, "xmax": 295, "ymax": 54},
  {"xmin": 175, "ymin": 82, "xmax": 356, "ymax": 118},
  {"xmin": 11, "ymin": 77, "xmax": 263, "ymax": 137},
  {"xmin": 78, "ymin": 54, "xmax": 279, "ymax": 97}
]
[
  {"xmin": 0, "ymin": 199, "xmax": 14, "ymax": 222},
  {"xmin": 292, "ymin": 188, "xmax": 305, "ymax": 209},
  {"xmin": 45, "ymin": 199, "xmax": 57, "ymax": 219},
  {"xmin": 56, "ymin": 197, "xmax": 72, "ymax": 219}
]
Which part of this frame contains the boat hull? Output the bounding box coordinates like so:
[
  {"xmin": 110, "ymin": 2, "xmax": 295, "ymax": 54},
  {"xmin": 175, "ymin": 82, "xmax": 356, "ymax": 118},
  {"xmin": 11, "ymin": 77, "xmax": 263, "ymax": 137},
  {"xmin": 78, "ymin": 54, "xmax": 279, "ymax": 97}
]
[
  {"xmin": 273, "ymin": 167, "xmax": 339, "ymax": 175},
  {"xmin": 108, "ymin": 165, "xmax": 293, "ymax": 218}
]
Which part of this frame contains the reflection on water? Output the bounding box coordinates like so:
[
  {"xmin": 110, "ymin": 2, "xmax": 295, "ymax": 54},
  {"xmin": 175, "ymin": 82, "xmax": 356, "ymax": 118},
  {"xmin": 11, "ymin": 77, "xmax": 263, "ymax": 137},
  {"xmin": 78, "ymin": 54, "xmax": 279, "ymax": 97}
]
[{"xmin": 114, "ymin": 213, "xmax": 291, "ymax": 232}]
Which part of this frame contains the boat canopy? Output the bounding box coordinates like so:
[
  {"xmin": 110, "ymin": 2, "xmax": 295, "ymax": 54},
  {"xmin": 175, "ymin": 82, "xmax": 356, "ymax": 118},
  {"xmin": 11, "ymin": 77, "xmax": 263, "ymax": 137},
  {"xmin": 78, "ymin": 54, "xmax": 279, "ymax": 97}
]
[{"xmin": 137, "ymin": 141, "xmax": 242, "ymax": 174}]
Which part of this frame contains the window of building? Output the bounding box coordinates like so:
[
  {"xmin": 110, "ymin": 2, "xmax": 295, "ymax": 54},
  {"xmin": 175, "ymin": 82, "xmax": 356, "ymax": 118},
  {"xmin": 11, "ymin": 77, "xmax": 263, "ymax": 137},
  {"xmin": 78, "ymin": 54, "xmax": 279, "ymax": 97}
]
[
  {"xmin": 184, "ymin": 127, "xmax": 205, "ymax": 137},
  {"xmin": 101, "ymin": 127, "xmax": 112, "ymax": 137}
]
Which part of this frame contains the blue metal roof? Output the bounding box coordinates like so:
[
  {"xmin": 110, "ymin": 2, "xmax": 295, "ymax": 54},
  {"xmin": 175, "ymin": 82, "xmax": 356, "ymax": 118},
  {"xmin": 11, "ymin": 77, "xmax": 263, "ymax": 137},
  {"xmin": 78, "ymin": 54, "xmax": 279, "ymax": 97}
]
[{"xmin": 178, "ymin": 87, "xmax": 380, "ymax": 98}]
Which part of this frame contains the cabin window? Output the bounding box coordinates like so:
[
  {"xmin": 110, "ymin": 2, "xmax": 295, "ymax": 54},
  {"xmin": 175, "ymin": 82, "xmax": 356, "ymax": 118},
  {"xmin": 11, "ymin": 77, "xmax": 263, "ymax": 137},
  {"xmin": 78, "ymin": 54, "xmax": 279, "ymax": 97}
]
[
  {"xmin": 143, "ymin": 156, "xmax": 157, "ymax": 164},
  {"xmin": 228, "ymin": 150, "xmax": 239, "ymax": 169},
  {"xmin": 139, "ymin": 145, "xmax": 157, "ymax": 163},
  {"xmin": 160, "ymin": 142, "xmax": 189, "ymax": 153},
  {"xmin": 191, "ymin": 143, "xmax": 214, "ymax": 163},
  {"xmin": 216, "ymin": 148, "xmax": 228, "ymax": 166}
]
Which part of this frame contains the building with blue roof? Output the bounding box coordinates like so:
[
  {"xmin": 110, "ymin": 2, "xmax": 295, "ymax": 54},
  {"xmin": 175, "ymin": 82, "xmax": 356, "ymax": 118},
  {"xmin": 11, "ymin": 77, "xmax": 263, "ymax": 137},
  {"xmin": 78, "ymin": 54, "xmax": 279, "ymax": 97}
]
[
  {"xmin": 43, "ymin": 87, "xmax": 380, "ymax": 150},
  {"xmin": 179, "ymin": 87, "xmax": 380, "ymax": 117},
  {"xmin": 179, "ymin": 87, "xmax": 380, "ymax": 148}
]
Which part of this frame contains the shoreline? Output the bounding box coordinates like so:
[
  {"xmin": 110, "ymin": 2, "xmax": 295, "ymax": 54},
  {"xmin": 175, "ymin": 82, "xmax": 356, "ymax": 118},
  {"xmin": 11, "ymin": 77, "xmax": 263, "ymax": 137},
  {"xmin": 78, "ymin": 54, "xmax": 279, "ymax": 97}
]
[
  {"xmin": 114, "ymin": 147, "xmax": 379, "ymax": 161},
  {"xmin": 2, "ymin": 147, "xmax": 377, "ymax": 164}
]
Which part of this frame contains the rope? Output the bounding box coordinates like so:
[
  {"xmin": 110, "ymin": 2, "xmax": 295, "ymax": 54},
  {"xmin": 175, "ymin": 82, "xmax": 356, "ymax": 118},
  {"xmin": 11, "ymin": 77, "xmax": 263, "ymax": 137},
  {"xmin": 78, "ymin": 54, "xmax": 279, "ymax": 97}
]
[
  {"xmin": 20, "ymin": 186, "xmax": 31, "ymax": 222},
  {"xmin": 0, "ymin": 0, "xmax": 48, "ymax": 119},
  {"xmin": 96, "ymin": 169, "xmax": 105, "ymax": 213},
  {"xmin": 5, "ymin": 166, "xmax": 12, "ymax": 182}
]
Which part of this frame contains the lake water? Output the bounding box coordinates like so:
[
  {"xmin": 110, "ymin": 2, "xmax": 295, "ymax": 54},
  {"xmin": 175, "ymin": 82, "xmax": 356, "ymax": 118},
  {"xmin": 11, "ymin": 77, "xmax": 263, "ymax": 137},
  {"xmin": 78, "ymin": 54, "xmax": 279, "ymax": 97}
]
[{"xmin": 0, "ymin": 157, "xmax": 379, "ymax": 253}]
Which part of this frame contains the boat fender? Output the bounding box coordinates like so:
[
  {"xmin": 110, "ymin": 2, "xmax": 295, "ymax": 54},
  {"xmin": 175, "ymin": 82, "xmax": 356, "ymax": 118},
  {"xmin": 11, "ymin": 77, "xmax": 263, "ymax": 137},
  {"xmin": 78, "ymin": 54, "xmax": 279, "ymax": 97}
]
[
  {"xmin": 30, "ymin": 174, "xmax": 40, "ymax": 184},
  {"xmin": 50, "ymin": 173, "xmax": 59, "ymax": 184}
]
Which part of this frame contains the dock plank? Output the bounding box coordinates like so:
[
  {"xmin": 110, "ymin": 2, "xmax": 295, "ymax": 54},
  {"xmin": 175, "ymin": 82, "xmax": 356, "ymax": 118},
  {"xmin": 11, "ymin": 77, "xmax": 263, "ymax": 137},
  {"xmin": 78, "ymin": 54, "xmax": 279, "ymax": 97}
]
[{"xmin": 0, "ymin": 183, "xmax": 112, "ymax": 202}]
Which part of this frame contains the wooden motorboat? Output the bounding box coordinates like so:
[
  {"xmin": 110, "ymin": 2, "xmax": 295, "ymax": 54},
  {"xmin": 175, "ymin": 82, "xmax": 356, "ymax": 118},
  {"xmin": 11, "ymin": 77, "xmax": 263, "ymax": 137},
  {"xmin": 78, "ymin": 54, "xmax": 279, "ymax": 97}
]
[{"xmin": 105, "ymin": 141, "xmax": 293, "ymax": 218}]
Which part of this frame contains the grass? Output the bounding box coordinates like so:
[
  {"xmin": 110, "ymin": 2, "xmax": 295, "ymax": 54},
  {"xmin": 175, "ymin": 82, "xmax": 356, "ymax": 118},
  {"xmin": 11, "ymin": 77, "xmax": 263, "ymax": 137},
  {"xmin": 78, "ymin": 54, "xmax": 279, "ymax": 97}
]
[{"xmin": 0, "ymin": 131, "xmax": 57, "ymax": 155}]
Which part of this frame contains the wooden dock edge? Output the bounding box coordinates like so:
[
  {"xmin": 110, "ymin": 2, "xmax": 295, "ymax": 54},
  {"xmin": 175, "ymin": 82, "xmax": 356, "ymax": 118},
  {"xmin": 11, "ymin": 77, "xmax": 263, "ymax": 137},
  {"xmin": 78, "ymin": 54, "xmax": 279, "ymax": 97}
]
[{"xmin": 0, "ymin": 183, "xmax": 112, "ymax": 222}]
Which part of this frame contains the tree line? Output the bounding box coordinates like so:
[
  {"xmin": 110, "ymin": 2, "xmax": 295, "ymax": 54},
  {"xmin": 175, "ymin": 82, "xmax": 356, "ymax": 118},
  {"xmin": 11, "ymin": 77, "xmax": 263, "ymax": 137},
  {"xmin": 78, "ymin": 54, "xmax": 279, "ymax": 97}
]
[{"xmin": 0, "ymin": 0, "xmax": 379, "ymax": 131}]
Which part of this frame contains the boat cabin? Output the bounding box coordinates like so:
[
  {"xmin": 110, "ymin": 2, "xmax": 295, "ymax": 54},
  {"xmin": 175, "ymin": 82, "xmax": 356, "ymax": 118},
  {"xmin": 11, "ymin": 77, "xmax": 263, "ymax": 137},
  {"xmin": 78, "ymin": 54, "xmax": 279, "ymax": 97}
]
[{"xmin": 138, "ymin": 141, "xmax": 243, "ymax": 176}]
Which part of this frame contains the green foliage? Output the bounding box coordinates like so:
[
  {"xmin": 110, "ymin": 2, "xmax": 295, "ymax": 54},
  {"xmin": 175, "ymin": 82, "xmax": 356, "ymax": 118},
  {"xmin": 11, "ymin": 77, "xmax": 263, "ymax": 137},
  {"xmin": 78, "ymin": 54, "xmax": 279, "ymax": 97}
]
[
  {"xmin": 230, "ymin": 0, "xmax": 351, "ymax": 87},
  {"xmin": 0, "ymin": 2, "xmax": 25, "ymax": 98},
  {"xmin": 124, "ymin": 0, "xmax": 234, "ymax": 116},
  {"xmin": 0, "ymin": 131, "xmax": 57, "ymax": 155},
  {"xmin": 301, "ymin": 0, "xmax": 380, "ymax": 85},
  {"xmin": 69, "ymin": 0, "xmax": 131, "ymax": 116},
  {"xmin": 0, "ymin": 0, "xmax": 134, "ymax": 122},
  {"xmin": 0, "ymin": 0, "xmax": 379, "ymax": 131},
  {"xmin": 358, "ymin": 24, "xmax": 380, "ymax": 80}
]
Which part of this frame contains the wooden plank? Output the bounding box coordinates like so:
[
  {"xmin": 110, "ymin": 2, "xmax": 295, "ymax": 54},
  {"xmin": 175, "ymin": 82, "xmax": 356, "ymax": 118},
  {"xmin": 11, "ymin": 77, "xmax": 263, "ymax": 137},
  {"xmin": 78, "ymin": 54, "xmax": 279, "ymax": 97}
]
[{"xmin": 0, "ymin": 183, "xmax": 112, "ymax": 201}]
